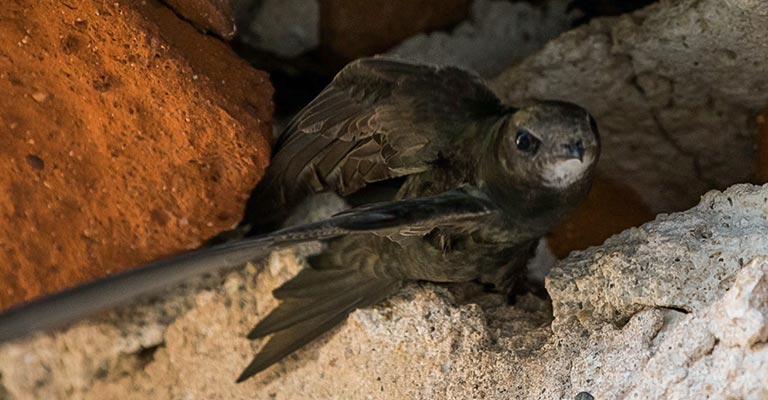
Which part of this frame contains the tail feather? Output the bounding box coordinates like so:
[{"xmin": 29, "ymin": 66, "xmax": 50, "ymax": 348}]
[
  {"xmin": 247, "ymin": 298, "xmax": 349, "ymax": 340},
  {"xmin": 238, "ymin": 269, "xmax": 398, "ymax": 382},
  {"xmin": 0, "ymin": 236, "xmax": 279, "ymax": 343},
  {"xmin": 237, "ymin": 299, "xmax": 363, "ymax": 382},
  {"xmin": 271, "ymin": 268, "xmax": 365, "ymax": 300}
]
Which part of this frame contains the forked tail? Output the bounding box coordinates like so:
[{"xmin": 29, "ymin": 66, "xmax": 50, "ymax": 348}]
[{"xmin": 237, "ymin": 267, "xmax": 399, "ymax": 382}]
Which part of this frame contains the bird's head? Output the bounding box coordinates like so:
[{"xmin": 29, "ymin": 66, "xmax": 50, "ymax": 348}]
[{"xmin": 495, "ymin": 101, "xmax": 600, "ymax": 191}]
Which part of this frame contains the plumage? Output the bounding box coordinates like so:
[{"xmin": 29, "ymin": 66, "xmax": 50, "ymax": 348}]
[
  {"xmin": 0, "ymin": 57, "xmax": 601, "ymax": 384},
  {"xmin": 237, "ymin": 277, "xmax": 396, "ymax": 382},
  {"xmin": 243, "ymin": 57, "xmax": 506, "ymax": 232},
  {"xmin": 231, "ymin": 59, "xmax": 601, "ymax": 382}
]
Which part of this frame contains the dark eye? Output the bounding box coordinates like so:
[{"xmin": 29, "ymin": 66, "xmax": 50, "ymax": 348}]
[{"xmin": 515, "ymin": 129, "xmax": 540, "ymax": 153}]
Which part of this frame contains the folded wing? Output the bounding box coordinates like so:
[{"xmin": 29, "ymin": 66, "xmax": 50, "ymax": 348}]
[{"xmin": 246, "ymin": 57, "xmax": 506, "ymax": 231}]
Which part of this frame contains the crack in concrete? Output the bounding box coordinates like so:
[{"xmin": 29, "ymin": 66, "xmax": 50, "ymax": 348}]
[{"xmin": 624, "ymin": 64, "xmax": 713, "ymax": 188}]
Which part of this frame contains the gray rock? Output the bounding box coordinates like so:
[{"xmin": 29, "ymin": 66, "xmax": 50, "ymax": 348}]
[
  {"xmin": 548, "ymin": 184, "xmax": 768, "ymax": 329},
  {"xmin": 164, "ymin": 0, "xmax": 237, "ymax": 39},
  {"xmin": 389, "ymin": 0, "xmax": 573, "ymax": 77},
  {"xmin": 237, "ymin": 0, "xmax": 320, "ymax": 58},
  {"xmin": 492, "ymin": 0, "xmax": 768, "ymax": 212}
]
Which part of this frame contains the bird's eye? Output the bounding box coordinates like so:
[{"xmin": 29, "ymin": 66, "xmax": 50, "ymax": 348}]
[{"xmin": 515, "ymin": 129, "xmax": 540, "ymax": 153}]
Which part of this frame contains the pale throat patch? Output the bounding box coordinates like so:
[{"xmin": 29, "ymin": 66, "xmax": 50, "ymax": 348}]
[{"xmin": 541, "ymin": 158, "xmax": 591, "ymax": 188}]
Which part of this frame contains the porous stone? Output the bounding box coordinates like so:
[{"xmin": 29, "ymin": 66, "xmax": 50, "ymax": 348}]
[
  {"xmin": 0, "ymin": 0, "xmax": 272, "ymax": 310},
  {"xmin": 547, "ymin": 184, "xmax": 768, "ymax": 328},
  {"xmin": 389, "ymin": 0, "xmax": 572, "ymax": 77}
]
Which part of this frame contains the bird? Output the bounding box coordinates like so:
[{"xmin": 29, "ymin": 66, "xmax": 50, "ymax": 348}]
[{"xmin": 0, "ymin": 57, "xmax": 600, "ymax": 383}]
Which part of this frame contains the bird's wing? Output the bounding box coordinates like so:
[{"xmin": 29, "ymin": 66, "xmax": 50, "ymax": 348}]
[
  {"xmin": 0, "ymin": 189, "xmax": 495, "ymax": 344},
  {"xmin": 238, "ymin": 188, "xmax": 497, "ymax": 381},
  {"xmin": 249, "ymin": 57, "xmax": 506, "ymax": 228}
]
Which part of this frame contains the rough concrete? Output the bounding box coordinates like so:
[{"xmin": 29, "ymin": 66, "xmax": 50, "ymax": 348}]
[
  {"xmin": 389, "ymin": 0, "xmax": 572, "ymax": 77},
  {"xmin": 3, "ymin": 182, "xmax": 768, "ymax": 399},
  {"xmin": 549, "ymin": 184, "xmax": 768, "ymax": 329},
  {"xmin": 493, "ymin": 0, "xmax": 768, "ymax": 212}
]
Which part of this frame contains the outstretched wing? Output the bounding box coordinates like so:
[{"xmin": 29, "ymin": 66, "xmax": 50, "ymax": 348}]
[
  {"xmin": 0, "ymin": 189, "xmax": 495, "ymax": 344},
  {"xmin": 247, "ymin": 57, "xmax": 506, "ymax": 230}
]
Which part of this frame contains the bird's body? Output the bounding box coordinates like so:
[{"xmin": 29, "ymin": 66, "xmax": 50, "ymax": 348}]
[
  {"xmin": 0, "ymin": 57, "xmax": 600, "ymax": 384},
  {"xmin": 237, "ymin": 58, "xmax": 600, "ymax": 380}
]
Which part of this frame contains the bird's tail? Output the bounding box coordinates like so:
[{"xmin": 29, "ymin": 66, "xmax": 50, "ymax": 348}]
[{"xmin": 237, "ymin": 267, "xmax": 399, "ymax": 382}]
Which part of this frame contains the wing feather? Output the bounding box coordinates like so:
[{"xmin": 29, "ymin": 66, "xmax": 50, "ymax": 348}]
[
  {"xmin": 246, "ymin": 57, "xmax": 507, "ymax": 230},
  {"xmin": 0, "ymin": 189, "xmax": 495, "ymax": 344}
]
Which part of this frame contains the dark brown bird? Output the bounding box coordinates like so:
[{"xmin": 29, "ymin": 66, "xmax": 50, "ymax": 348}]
[
  {"xmin": 0, "ymin": 58, "xmax": 600, "ymax": 384},
  {"xmin": 234, "ymin": 57, "xmax": 600, "ymax": 380}
]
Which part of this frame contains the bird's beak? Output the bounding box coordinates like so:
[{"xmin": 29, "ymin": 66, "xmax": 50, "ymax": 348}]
[{"xmin": 562, "ymin": 141, "xmax": 584, "ymax": 162}]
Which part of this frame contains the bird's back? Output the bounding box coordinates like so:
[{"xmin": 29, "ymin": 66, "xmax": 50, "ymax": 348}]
[{"xmin": 241, "ymin": 57, "xmax": 506, "ymax": 234}]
